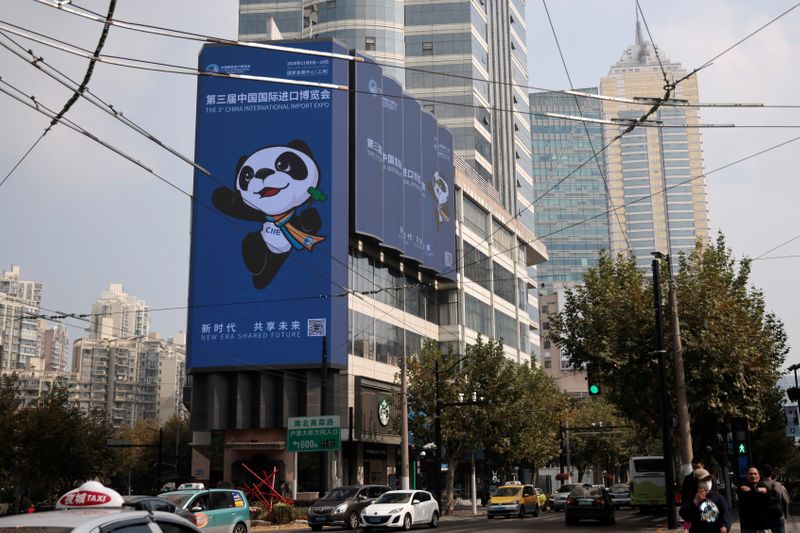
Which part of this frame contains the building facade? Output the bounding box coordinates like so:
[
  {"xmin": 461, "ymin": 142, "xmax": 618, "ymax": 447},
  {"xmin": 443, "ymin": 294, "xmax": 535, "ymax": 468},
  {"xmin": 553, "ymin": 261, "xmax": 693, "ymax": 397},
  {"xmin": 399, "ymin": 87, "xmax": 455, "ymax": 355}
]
[
  {"xmin": 0, "ymin": 265, "xmax": 42, "ymax": 371},
  {"xmin": 182, "ymin": 2, "xmax": 544, "ymax": 492},
  {"xmin": 72, "ymin": 334, "xmax": 186, "ymax": 427},
  {"xmin": 529, "ymin": 89, "xmax": 611, "ymax": 396},
  {"xmin": 599, "ymin": 22, "xmax": 710, "ymax": 269},
  {"xmin": 40, "ymin": 322, "xmax": 69, "ymax": 372},
  {"xmin": 89, "ymin": 283, "xmax": 150, "ymax": 340}
]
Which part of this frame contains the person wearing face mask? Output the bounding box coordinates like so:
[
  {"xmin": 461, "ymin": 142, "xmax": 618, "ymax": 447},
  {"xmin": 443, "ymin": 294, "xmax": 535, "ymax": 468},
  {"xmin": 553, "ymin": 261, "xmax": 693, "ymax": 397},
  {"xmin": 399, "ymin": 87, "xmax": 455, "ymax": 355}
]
[
  {"xmin": 679, "ymin": 468, "xmax": 731, "ymax": 533},
  {"xmin": 738, "ymin": 466, "xmax": 772, "ymax": 533}
]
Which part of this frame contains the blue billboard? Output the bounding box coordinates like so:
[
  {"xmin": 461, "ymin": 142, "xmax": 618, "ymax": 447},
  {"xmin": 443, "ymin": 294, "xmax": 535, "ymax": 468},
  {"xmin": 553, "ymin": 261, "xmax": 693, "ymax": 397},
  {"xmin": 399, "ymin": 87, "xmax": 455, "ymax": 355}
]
[
  {"xmin": 353, "ymin": 60, "xmax": 456, "ymax": 279},
  {"xmin": 187, "ymin": 41, "xmax": 349, "ymax": 369}
]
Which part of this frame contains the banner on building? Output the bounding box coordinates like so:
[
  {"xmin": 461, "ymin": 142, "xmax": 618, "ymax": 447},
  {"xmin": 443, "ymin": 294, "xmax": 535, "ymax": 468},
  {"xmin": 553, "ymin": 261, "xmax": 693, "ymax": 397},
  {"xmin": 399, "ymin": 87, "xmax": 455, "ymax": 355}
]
[{"xmin": 187, "ymin": 40, "xmax": 349, "ymax": 369}]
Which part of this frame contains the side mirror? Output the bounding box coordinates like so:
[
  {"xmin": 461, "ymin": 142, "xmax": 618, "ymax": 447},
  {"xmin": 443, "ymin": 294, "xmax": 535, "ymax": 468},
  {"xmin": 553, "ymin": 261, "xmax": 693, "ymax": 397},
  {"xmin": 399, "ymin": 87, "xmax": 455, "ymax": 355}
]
[
  {"xmin": 412, "ymin": 499, "xmax": 421, "ymax": 505},
  {"xmin": 191, "ymin": 506, "xmax": 203, "ymax": 512}
]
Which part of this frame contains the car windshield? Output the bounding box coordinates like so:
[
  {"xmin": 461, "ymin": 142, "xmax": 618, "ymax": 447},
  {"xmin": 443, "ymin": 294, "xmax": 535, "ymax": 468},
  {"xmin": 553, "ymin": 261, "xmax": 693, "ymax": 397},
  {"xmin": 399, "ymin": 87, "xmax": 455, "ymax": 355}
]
[
  {"xmin": 610, "ymin": 484, "xmax": 628, "ymax": 492},
  {"xmin": 494, "ymin": 487, "xmax": 521, "ymax": 497},
  {"xmin": 376, "ymin": 492, "xmax": 412, "ymax": 504},
  {"xmin": 557, "ymin": 484, "xmax": 576, "ymax": 493},
  {"xmin": 323, "ymin": 487, "xmax": 359, "ymax": 500},
  {"xmin": 570, "ymin": 486, "xmax": 602, "ymax": 497},
  {"xmin": 158, "ymin": 492, "xmax": 194, "ymax": 507}
]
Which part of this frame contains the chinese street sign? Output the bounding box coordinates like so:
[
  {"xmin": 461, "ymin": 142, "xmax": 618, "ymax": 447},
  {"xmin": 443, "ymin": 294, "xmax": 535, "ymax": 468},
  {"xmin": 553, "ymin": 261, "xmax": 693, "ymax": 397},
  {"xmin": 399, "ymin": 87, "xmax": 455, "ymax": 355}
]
[{"xmin": 288, "ymin": 415, "xmax": 341, "ymax": 452}]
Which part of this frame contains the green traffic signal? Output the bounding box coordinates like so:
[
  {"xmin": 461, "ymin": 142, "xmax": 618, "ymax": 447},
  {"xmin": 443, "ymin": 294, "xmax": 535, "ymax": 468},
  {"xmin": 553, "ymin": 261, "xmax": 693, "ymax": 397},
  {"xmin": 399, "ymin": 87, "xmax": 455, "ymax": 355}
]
[
  {"xmin": 737, "ymin": 443, "xmax": 747, "ymax": 455},
  {"xmin": 588, "ymin": 383, "xmax": 600, "ymax": 396}
]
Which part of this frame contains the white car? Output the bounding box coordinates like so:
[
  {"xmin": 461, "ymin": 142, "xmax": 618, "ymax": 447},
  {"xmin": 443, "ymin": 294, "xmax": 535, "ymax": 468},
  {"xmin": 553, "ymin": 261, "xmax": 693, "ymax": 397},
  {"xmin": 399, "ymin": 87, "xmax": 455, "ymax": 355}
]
[{"xmin": 360, "ymin": 489, "xmax": 439, "ymax": 530}]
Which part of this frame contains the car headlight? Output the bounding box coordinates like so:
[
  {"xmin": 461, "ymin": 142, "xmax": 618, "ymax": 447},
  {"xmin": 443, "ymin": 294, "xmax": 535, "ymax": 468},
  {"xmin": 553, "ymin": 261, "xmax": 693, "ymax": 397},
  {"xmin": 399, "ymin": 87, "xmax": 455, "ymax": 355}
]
[
  {"xmin": 512, "ymin": 499, "xmax": 519, "ymax": 505},
  {"xmin": 334, "ymin": 504, "xmax": 348, "ymax": 514},
  {"xmin": 388, "ymin": 507, "xmax": 404, "ymax": 514}
]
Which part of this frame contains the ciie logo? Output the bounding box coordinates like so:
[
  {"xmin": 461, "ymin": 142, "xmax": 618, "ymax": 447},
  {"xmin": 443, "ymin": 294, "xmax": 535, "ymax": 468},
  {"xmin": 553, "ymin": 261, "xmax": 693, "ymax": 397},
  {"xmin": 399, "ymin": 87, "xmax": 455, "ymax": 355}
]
[
  {"xmin": 206, "ymin": 63, "xmax": 220, "ymax": 73},
  {"xmin": 368, "ymin": 78, "xmax": 381, "ymax": 95}
]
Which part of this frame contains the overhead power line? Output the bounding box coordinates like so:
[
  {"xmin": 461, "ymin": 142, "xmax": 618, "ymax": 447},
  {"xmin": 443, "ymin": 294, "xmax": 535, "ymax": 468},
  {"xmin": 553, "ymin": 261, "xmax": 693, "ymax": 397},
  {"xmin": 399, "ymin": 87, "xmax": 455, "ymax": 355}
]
[{"xmin": 33, "ymin": 0, "xmax": 800, "ymax": 110}]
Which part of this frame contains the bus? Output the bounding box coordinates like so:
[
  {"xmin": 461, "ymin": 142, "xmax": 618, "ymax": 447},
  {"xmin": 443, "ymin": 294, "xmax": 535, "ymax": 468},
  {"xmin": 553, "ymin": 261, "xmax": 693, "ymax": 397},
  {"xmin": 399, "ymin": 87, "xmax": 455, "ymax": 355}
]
[{"xmin": 629, "ymin": 456, "xmax": 666, "ymax": 510}]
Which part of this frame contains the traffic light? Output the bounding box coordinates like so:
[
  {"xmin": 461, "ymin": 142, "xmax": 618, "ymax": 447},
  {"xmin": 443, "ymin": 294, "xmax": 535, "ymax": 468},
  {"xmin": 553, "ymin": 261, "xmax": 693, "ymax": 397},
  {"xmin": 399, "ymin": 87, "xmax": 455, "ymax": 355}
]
[
  {"xmin": 586, "ymin": 366, "xmax": 601, "ymax": 396},
  {"xmin": 732, "ymin": 416, "xmax": 751, "ymax": 456}
]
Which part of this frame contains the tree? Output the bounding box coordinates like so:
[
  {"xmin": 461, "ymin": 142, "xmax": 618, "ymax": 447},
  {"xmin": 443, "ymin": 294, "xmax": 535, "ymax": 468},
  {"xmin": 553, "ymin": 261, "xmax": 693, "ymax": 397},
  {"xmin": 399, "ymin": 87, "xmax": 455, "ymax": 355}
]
[
  {"xmin": 548, "ymin": 235, "xmax": 789, "ymax": 457},
  {"xmin": 0, "ymin": 374, "xmax": 21, "ymax": 506},
  {"xmin": 406, "ymin": 337, "xmax": 565, "ymax": 508},
  {"xmin": 563, "ymin": 398, "xmax": 656, "ymax": 482}
]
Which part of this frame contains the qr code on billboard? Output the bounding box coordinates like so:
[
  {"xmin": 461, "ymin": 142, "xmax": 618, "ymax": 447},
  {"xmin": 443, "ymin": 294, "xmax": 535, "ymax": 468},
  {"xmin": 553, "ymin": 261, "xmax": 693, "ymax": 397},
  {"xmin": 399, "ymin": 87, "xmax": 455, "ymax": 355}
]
[{"xmin": 307, "ymin": 318, "xmax": 326, "ymax": 337}]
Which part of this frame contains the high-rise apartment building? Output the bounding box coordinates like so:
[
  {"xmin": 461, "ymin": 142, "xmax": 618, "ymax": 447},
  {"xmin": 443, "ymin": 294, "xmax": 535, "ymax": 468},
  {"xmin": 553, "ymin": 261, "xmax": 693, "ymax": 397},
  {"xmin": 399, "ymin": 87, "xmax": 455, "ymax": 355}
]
[
  {"xmin": 72, "ymin": 334, "xmax": 186, "ymax": 427},
  {"xmin": 0, "ymin": 265, "xmax": 42, "ymax": 370},
  {"xmin": 89, "ymin": 283, "xmax": 150, "ymax": 340},
  {"xmin": 600, "ymin": 22, "xmax": 710, "ymax": 268},
  {"xmin": 529, "ymin": 89, "xmax": 611, "ymax": 396},
  {"xmin": 40, "ymin": 322, "xmax": 69, "ymax": 372}
]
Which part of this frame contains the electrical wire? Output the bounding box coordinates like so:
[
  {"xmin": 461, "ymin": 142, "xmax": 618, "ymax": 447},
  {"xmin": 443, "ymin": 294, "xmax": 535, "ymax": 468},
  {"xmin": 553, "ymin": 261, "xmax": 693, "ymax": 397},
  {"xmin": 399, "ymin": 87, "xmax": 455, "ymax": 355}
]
[
  {"xmin": 36, "ymin": 0, "xmax": 800, "ymax": 110},
  {"xmin": 0, "ymin": 130, "xmax": 47, "ymax": 189},
  {"xmin": 754, "ymin": 233, "xmax": 800, "ymax": 260},
  {"xmin": 541, "ymin": 0, "xmax": 632, "ymax": 255},
  {"xmin": 635, "ymin": 0, "xmax": 671, "ymax": 89}
]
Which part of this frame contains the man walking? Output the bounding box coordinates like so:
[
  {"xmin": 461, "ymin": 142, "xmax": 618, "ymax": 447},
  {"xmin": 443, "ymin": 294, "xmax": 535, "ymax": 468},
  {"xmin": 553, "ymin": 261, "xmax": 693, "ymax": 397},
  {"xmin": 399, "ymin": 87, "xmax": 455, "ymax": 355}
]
[
  {"xmin": 738, "ymin": 466, "xmax": 772, "ymax": 533},
  {"xmin": 679, "ymin": 468, "xmax": 731, "ymax": 533},
  {"xmin": 761, "ymin": 465, "xmax": 790, "ymax": 533}
]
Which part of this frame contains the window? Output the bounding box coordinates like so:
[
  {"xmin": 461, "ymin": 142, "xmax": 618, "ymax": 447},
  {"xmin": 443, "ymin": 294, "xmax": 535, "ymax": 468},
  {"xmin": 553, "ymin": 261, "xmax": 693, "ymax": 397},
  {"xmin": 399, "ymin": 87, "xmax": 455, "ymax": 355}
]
[
  {"xmin": 542, "ymin": 322, "xmax": 549, "ymax": 331},
  {"xmin": 210, "ymin": 491, "xmax": 234, "ymax": 509},
  {"xmin": 543, "ymin": 340, "xmax": 551, "ymax": 349},
  {"xmin": 422, "ymin": 42, "xmax": 433, "ymax": 54},
  {"xmin": 365, "ymin": 36, "xmax": 376, "ymax": 51},
  {"xmin": 415, "ymin": 491, "xmax": 431, "ymax": 502}
]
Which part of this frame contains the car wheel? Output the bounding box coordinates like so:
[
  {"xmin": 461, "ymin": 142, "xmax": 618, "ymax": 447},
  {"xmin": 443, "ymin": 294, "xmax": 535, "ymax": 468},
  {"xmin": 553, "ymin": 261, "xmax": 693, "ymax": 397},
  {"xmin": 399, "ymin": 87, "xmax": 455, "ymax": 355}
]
[
  {"xmin": 311, "ymin": 527, "xmax": 323, "ymax": 532},
  {"xmin": 533, "ymin": 503, "xmax": 539, "ymax": 517},
  {"xmin": 518, "ymin": 505, "xmax": 525, "ymax": 518},
  {"xmin": 346, "ymin": 511, "xmax": 360, "ymax": 530},
  {"xmin": 565, "ymin": 514, "xmax": 576, "ymax": 526},
  {"xmin": 232, "ymin": 523, "xmax": 247, "ymax": 533},
  {"xmin": 429, "ymin": 511, "xmax": 438, "ymax": 528},
  {"xmin": 402, "ymin": 513, "xmax": 412, "ymax": 531}
]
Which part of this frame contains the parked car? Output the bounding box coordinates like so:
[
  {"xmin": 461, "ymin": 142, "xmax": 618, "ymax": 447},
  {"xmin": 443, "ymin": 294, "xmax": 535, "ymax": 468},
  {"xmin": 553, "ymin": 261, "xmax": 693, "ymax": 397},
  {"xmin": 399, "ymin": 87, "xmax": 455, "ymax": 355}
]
[
  {"xmin": 360, "ymin": 489, "xmax": 439, "ymax": 530},
  {"xmin": 486, "ymin": 483, "xmax": 541, "ymax": 518},
  {"xmin": 549, "ymin": 483, "xmax": 580, "ymax": 511},
  {"xmin": 123, "ymin": 495, "xmax": 197, "ymax": 524},
  {"xmin": 564, "ymin": 485, "xmax": 615, "ymax": 526},
  {"xmin": 159, "ymin": 483, "xmax": 251, "ymax": 533},
  {"xmin": 608, "ymin": 483, "xmax": 631, "ymax": 508},
  {"xmin": 307, "ymin": 485, "xmax": 390, "ymax": 530},
  {"xmin": 0, "ymin": 481, "xmax": 202, "ymax": 533}
]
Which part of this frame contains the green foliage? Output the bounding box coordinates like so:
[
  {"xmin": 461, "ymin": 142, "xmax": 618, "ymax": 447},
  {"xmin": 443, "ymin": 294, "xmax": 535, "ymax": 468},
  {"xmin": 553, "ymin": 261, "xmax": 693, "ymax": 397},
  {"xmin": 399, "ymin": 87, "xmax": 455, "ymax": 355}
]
[
  {"xmin": 270, "ymin": 502, "xmax": 297, "ymax": 524},
  {"xmin": 564, "ymin": 398, "xmax": 657, "ymax": 481},
  {"xmin": 406, "ymin": 337, "xmax": 566, "ymax": 505},
  {"xmin": 548, "ymin": 235, "xmax": 789, "ymax": 451}
]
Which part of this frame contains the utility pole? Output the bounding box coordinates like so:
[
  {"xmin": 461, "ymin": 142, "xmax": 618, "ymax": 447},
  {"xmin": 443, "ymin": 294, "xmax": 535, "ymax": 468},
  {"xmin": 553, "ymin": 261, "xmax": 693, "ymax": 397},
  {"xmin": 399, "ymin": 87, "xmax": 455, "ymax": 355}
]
[
  {"xmin": 652, "ymin": 258, "xmax": 677, "ymax": 530},
  {"xmin": 320, "ymin": 335, "xmax": 328, "ymax": 495},
  {"xmin": 665, "ymin": 254, "xmax": 693, "ymax": 473},
  {"xmin": 400, "ymin": 353, "xmax": 410, "ymax": 490},
  {"xmin": 434, "ymin": 360, "xmax": 442, "ymax": 502}
]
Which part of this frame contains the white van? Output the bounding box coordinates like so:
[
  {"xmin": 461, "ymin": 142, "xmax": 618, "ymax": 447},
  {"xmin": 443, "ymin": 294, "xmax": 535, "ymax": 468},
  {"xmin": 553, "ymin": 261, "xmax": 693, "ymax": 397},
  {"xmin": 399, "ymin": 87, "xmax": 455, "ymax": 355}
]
[{"xmin": 629, "ymin": 456, "xmax": 666, "ymax": 510}]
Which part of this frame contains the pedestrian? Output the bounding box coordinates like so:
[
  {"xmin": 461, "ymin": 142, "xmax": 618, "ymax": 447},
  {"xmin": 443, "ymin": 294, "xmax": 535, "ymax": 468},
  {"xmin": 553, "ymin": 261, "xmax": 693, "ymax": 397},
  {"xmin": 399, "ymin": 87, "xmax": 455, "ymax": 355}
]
[
  {"xmin": 761, "ymin": 465, "xmax": 790, "ymax": 533},
  {"xmin": 737, "ymin": 466, "xmax": 772, "ymax": 533},
  {"xmin": 679, "ymin": 468, "xmax": 731, "ymax": 533},
  {"xmin": 681, "ymin": 456, "xmax": 706, "ymax": 530}
]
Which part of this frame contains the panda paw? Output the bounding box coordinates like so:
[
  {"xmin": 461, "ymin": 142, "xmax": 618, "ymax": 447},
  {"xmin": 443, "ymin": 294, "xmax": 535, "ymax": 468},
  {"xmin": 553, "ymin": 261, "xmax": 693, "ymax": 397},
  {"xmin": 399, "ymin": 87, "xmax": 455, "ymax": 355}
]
[{"xmin": 297, "ymin": 208, "xmax": 322, "ymax": 233}]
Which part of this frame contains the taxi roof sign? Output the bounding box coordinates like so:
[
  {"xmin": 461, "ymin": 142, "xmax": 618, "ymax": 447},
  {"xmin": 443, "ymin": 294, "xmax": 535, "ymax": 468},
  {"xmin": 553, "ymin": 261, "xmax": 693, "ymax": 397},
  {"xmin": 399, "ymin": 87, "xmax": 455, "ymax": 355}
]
[
  {"xmin": 177, "ymin": 482, "xmax": 205, "ymax": 490},
  {"xmin": 56, "ymin": 481, "xmax": 125, "ymax": 509}
]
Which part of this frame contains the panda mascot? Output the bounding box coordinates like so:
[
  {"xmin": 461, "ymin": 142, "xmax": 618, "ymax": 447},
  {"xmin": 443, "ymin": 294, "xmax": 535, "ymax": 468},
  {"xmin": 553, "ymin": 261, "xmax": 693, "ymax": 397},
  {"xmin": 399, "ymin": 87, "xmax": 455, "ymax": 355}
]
[
  {"xmin": 212, "ymin": 140, "xmax": 327, "ymax": 289},
  {"xmin": 428, "ymin": 171, "xmax": 450, "ymax": 228}
]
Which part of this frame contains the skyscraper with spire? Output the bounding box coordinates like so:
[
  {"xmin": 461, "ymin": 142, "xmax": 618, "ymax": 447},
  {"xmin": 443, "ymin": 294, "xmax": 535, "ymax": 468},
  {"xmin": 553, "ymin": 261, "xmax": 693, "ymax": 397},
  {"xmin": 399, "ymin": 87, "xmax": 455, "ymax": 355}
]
[{"xmin": 600, "ymin": 17, "xmax": 710, "ymax": 267}]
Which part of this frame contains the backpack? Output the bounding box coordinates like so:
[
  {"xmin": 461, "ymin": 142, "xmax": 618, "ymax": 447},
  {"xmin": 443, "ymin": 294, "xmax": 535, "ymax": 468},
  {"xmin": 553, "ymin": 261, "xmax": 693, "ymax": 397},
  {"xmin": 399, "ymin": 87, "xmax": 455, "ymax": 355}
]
[{"xmin": 767, "ymin": 486, "xmax": 784, "ymax": 521}]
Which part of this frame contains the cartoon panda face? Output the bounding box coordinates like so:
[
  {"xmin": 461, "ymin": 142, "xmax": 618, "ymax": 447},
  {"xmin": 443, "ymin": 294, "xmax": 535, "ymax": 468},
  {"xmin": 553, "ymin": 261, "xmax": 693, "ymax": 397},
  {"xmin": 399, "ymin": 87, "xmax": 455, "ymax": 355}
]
[{"xmin": 236, "ymin": 145, "xmax": 319, "ymax": 215}]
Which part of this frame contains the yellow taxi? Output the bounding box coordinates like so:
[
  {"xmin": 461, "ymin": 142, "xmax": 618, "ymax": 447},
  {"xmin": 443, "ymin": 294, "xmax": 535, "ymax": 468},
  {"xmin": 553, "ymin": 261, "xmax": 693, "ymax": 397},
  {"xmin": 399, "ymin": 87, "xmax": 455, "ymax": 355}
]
[{"xmin": 486, "ymin": 482, "xmax": 542, "ymax": 518}]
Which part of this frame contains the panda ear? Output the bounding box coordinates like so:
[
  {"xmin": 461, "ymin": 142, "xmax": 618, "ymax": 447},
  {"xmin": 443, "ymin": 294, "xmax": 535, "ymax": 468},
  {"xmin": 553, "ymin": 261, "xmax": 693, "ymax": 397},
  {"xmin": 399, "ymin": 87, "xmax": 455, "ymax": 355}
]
[
  {"xmin": 236, "ymin": 155, "xmax": 248, "ymax": 174},
  {"xmin": 287, "ymin": 140, "xmax": 314, "ymax": 158}
]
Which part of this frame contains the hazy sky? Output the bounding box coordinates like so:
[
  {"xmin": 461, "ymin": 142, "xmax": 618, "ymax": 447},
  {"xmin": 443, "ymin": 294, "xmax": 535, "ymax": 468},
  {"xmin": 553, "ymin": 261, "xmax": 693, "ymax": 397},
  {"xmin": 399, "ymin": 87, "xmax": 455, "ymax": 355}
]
[{"xmin": 1, "ymin": 1, "xmax": 798, "ymax": 367}]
